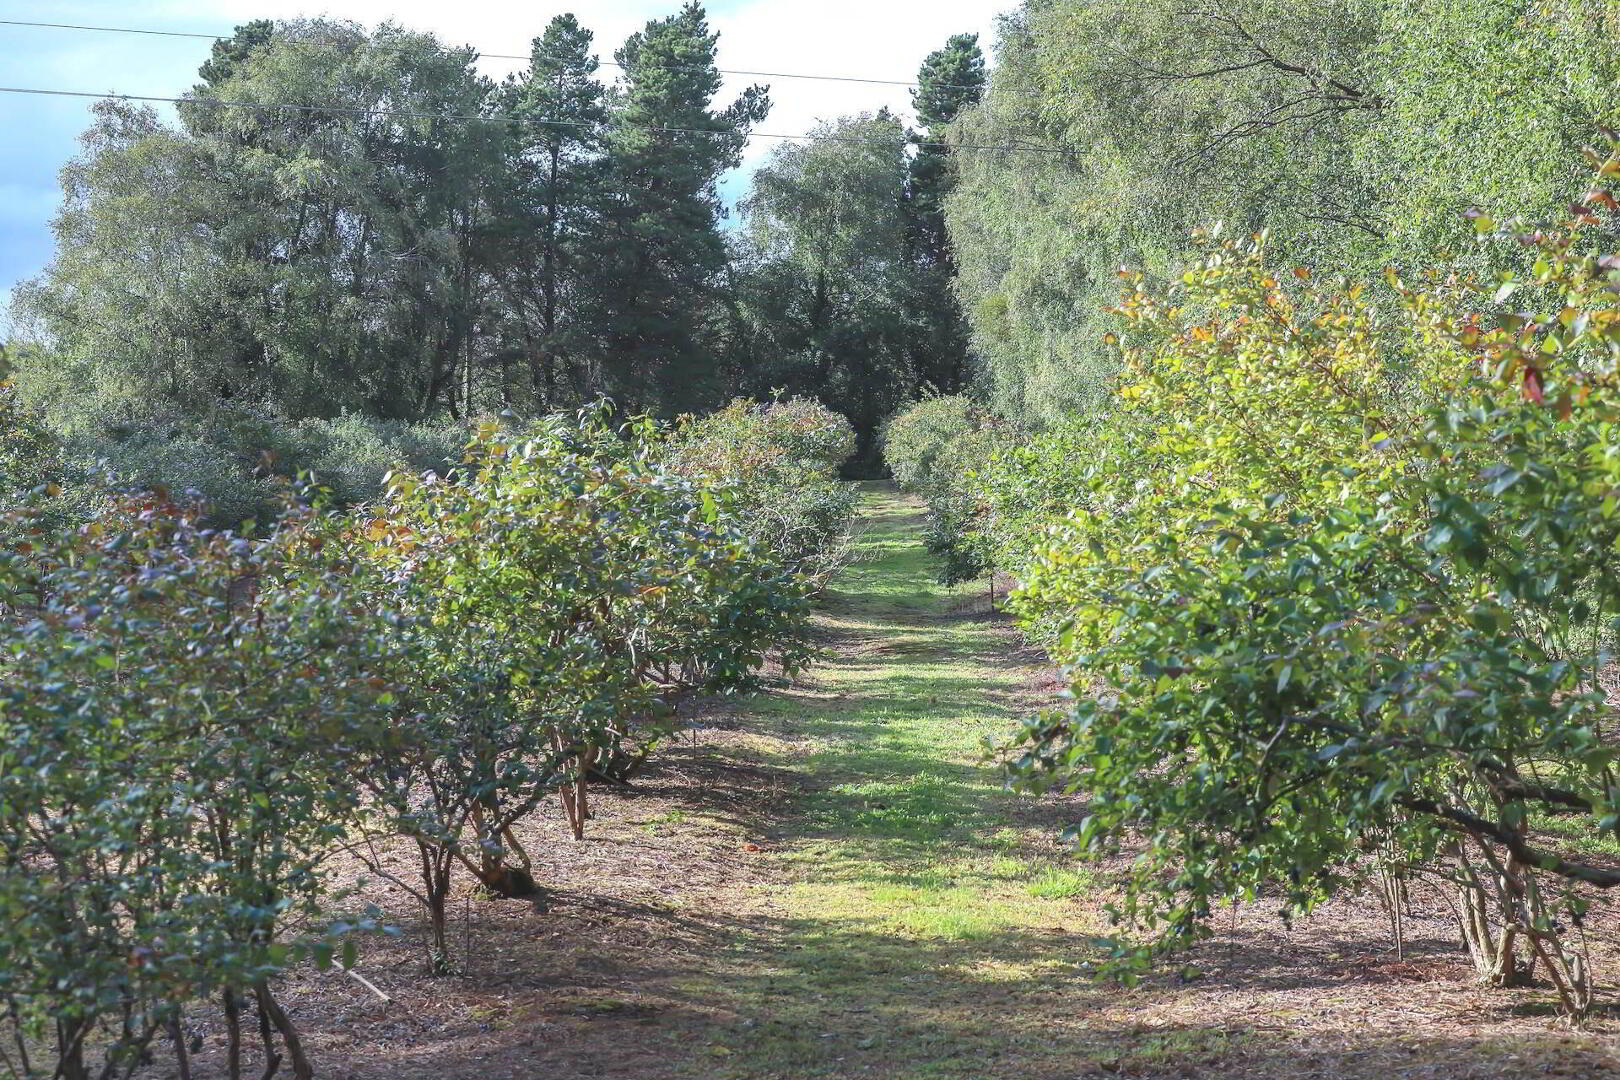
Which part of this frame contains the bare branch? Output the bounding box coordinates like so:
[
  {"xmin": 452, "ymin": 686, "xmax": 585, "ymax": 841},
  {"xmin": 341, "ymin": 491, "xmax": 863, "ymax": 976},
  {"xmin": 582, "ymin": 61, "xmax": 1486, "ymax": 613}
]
[{"xmin": 1398, "ymin": 797, "xmax": 1620, "ymax": 888}]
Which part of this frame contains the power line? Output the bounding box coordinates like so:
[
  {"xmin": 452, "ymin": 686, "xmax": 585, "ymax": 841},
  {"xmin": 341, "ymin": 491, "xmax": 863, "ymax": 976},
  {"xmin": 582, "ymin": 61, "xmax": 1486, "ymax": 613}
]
[
  {"xmin": 0, "ymin": 17, "xmax": 998, "ymax": 95},
  {"xmin": 0, "ymin": 85, "xmax": 1076, "ymax": 156}
]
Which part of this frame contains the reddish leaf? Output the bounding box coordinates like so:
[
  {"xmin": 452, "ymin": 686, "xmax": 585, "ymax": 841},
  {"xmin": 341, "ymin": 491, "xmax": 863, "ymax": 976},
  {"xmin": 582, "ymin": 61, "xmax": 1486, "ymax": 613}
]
[{"xmin": 1523, "ymin": 366, "xmax": 1545, "ymax": 404}]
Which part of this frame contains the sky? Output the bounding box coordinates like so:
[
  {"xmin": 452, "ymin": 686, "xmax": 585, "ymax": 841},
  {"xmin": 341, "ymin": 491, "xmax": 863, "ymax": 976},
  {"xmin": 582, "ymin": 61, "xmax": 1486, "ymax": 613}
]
[{"xmin": 0, "ymin": 0, "xmax": 1013, "ymax": 316}]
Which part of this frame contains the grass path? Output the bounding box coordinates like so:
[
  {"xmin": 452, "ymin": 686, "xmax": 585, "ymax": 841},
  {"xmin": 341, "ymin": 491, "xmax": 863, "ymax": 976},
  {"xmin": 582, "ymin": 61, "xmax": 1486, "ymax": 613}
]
[
  {"xmin": 304, "ymin": 484, "xmax": 1618, "ymax": 1079},
  {"xmin": 672, "ymin": 483, "xmax": 1111, "ymax": 1078},
  {"xmin": 642, "ymin": 484, "xmax": 1620, "ymax": 1079}
]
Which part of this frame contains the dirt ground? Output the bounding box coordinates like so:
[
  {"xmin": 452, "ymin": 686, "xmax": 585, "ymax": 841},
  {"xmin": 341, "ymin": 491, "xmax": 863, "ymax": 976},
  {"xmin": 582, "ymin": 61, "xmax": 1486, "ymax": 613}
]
[
  {"xmin": 146, "ymin": 490, "xmax": 1620, "ymax": 1079},
  {"xmin": 209, "ymin": 686, "xmax": 1618, "ymax": 1080}
]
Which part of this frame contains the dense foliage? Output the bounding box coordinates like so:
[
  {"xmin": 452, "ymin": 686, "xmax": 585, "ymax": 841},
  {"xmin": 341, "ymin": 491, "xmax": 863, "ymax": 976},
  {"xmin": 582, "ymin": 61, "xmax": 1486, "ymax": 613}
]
[
  {"xmin": 732, "ymin": 114, "xmax": 920, "ymax": 471},
  {"xmin": 0, "ymin": 492, "xmax": 406, "ymax": 1079},
  {"xmin": 13, "ymin": 8, "xmax": 764, "ymax": 424},
  {"xmin": 5, "ymin": 6, "xmax": 761, "ymax": 517},
  {"xmin": 904, "ymin": 34, "xmax": 986, "ymax": 395},
  {"xmin": 347, "ymin": 408, "xmax": 814, "ymax": 966},
  {"xmin": 949, "ymin": 0, "xmax": 1620, "ymax": 424},
  {"xmin": 665, "ymin": 397, "xmax": 857, "ymax": 586},
  {"xmin": 930, "ymin": 16, "xmax": 1620, "ymax": 1008},
  {"xmin": 992, "ymin": 153, "xmax": 1620, "ymax": 1017},
  {"xmin": 0, "ymin": 405, "xmax": 828, "ymax": 1075},
  {"xmin": 6, "ymin": 8, "xmax": 983, "ymax": 502},
  {"xmin": 730, "ymin": 29, "xmax": 985, "ymax": 474},
  {"xmin": 881, "ymin": 395, "xmax": 1002, "ymax": 583}
]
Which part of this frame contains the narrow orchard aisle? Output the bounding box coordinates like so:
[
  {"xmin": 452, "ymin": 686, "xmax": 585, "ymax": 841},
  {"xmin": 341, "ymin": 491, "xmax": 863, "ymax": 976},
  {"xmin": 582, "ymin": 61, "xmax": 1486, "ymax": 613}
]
[
  {"xmin": 667, "ymin": 483, "xmax": 1123, "ymax": 1078},
  {"xmin": 296, "ymin": 484, "xmax": 1619, "ymax": 1080},
  {"xmin": 645, "ymin": 485, "xmax": 1620, "ymax": 1079}
]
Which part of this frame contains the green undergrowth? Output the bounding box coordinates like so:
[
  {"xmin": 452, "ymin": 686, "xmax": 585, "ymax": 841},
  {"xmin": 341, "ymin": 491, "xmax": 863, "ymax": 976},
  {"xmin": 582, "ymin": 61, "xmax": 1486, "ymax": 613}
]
[
  {"xmin": 681, "ymin": 484, "xmax": 1113, "ymax": 1078},
  {"xmin": 659, "ymin": 485, "xmax": 1620, "ymax": 1079}
]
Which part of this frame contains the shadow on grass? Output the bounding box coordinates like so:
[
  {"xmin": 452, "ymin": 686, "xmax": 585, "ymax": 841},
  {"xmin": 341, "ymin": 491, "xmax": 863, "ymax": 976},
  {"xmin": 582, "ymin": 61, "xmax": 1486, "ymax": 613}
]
[
  {"xmin": 329, "ymin": 896, "xmax": 1620, "ymax": 1080},
  {"xmin": 244, "ymin": 486, "xmax": 1619, "ymax": 1080}
]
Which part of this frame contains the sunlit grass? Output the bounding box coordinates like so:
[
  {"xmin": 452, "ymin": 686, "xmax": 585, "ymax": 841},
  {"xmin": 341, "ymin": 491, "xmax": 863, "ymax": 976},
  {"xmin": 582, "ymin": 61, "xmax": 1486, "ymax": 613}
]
[
  {"xmin": 1536, "ymin": 811, "xmax": 1620, "ymax": 859},
  {"xmin": 677, "ymin": 485, "xmax": 1111, "ymax": 1078},
  {"xmin": 630, "ymin": 485, "xmax": 1616, "ymax": 1080},
  {"xmin": 1026, "ymin": 867, "xmax": 1096, "ymax": 899}
]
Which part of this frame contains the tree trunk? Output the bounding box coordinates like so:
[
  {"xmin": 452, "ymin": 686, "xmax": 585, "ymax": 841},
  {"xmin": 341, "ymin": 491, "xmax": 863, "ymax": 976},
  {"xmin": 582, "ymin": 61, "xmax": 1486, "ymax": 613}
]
[
  {"xmin": 253, "ymin": 981, "xmax": 311, "ymax": 1080},
  {"xmin": 223, "ymin": 986, "xmax": 243, "ymax": 1080},
  {"xmin": 417, "ymin": 839, "xmax": 455, "ymax": 975},
  {"xmin": 55, "ymin": 1018, "xmax": 88, "ymax": 1080},
  {"xmin": 540, "ymin": 143, "xmax": 563, "ymax": 410}
]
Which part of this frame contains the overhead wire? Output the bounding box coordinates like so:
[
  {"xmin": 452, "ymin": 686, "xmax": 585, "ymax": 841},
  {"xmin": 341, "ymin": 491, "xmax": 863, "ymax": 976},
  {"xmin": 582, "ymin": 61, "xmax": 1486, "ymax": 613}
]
[
  {"xmin": 0, "ymin": 85, "xmax": 1076, "ymax": 156},
  {"xmin": 0, "ymin": 17, "xmax": 1004, "ymax": 95}
]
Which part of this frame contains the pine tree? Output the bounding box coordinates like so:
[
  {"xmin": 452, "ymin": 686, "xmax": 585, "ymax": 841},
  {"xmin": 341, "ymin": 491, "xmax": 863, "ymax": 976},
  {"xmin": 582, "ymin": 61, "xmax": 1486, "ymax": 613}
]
[
  {"xmin": 909, "ymin": 33, "xmax": 986, "ymax": 266},
  {"xmin": 195, "ymin": 20, "xmax": 275, "ymax": 90},
  {"xmin": 906, "ymin": 33, "xmax": 985, "ymax": 394},
  {"xmin": 595, "ymin": 2, "xmax": 769, "ymax": 414},
  {"xmin": 492, "ymin": 15, "xmax": 608, "ymax": 410}
]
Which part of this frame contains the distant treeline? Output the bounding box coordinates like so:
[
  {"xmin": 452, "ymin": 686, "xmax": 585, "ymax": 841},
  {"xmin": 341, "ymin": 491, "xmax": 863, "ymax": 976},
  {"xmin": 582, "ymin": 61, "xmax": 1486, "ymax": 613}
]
[{"xmin": 6, "ymin": 3, "xmax": 983, "ymax": 506}]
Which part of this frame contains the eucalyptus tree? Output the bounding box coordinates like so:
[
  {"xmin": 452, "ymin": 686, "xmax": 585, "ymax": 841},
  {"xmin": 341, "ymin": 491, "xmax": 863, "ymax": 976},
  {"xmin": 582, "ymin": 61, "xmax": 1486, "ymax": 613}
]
[
  {"xmin": 947, "ymin": 0, "xmax": 1382, "ymax": 423},
  {"xmin": 15, "ymin": 20, "xmax": 503, "ymax": 431},
  {"xmin": 946, "ymin": 0, "xmax": 1618, "ymax": 426},
  {"xmin": 736, "ymin": 112, "xmax": 919, "ymax": 466},
  {"xmin": 183, "ymin": 19, "xmax": 505, "ymax": 421}
]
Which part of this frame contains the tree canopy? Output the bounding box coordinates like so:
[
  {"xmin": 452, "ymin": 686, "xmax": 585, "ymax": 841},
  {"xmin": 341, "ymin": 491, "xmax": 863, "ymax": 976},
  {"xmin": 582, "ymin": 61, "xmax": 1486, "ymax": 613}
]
[{"xmin": 948, "ymin": 0, "xmax": 1619, "ymax": 424}]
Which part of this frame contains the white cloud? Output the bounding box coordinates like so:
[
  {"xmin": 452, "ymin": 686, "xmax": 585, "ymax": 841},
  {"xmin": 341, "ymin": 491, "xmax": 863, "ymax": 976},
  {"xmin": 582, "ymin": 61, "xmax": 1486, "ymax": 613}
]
[{"xmin": 711, "ymin": 1, "xmax": 1003, "ymax": 168}]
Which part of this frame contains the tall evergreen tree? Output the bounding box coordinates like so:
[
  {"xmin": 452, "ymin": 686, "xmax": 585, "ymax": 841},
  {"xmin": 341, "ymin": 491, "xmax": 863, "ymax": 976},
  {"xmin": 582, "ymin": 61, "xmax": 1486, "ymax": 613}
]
[
  {"xmin": 194, "ymin": 19, "xmax": 274, "ymax": 90},
  {"xmin": 492, "ymin": 15, "xmax": 608, "ymax": 410},
  {"xmin": 909, "ymin": 33, "xmax": 986, "ymax": 267},
  {"xmin": 905, "ymin": 33, "xmax": 985, "ymax": 394},
  {"xmin": 595, "ymin": 2, "xmax": 769, "ymax": 414}
]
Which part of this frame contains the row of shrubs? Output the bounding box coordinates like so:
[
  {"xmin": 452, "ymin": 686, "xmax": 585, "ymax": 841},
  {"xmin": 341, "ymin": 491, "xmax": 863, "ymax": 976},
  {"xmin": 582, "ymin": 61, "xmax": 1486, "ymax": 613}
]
[
  {"xmin": 880, "ymin": 395, "xmax": 1003, "ymax": 585},
  {"xmin": 0, "ymin": 398, "xmax": 854, "ymax": 1079},
  {"xmin": 665, "ymin": 397, "xmax": 858, "ymax": 588},
  {"xmin": 885, "ymin": 148, "xmax": 1620, "ymax": 1018},
  {"xmin": 0, "ymin": 383, "xmax": 472, "ymax": 528}
]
